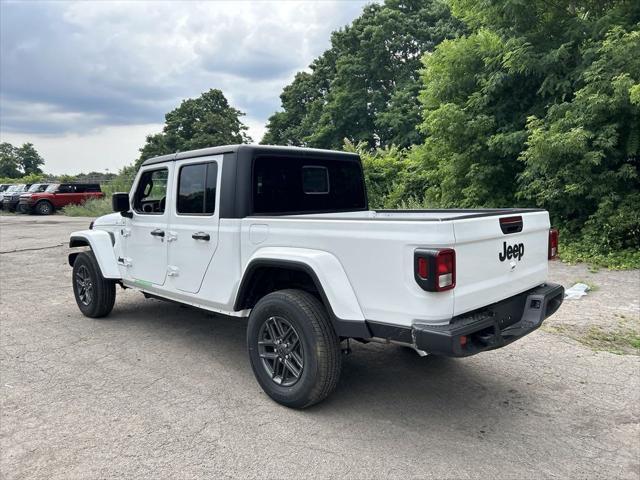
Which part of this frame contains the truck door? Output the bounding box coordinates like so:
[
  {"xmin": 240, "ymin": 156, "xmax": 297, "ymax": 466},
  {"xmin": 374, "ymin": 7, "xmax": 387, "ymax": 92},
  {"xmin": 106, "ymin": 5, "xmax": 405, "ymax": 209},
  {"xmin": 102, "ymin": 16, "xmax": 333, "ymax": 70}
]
[
  {"xmin": 166, "ymin": 156, "xmax": 220, "ymax": 294},
  {"xmin": 124, "ymin": 165, "xmax": 171, "ymax": 287},
  {"xmin": 53, "ymin": 184, "xmax": 78, "ymax": 208}
]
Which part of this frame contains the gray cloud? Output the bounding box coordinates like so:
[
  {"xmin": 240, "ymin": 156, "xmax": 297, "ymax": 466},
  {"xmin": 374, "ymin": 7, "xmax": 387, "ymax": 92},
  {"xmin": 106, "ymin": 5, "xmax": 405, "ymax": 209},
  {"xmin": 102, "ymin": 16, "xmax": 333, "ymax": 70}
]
[{"xmin": 0, "ymin": 1, "xmax": 370, "ymax": 138}]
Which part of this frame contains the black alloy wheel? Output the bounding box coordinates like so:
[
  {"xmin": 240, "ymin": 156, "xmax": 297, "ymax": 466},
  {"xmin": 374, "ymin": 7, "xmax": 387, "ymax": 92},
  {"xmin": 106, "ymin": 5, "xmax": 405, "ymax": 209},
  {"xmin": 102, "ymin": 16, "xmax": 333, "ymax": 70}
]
[
  {"xmin": 75, "ymin": 264, "xmax": 94, "ymax": 306},
  {"xmin": 258, "ymin": 316, "xmax": 304, "ymax": 387}
]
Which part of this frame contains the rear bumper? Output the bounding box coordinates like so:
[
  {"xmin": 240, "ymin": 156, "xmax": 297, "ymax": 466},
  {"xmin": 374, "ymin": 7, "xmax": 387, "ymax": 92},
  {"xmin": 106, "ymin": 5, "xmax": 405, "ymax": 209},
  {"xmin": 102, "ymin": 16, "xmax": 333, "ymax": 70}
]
[{"xmin": 412, "ymin": 283, "xmax": 564, "ymax": 357}]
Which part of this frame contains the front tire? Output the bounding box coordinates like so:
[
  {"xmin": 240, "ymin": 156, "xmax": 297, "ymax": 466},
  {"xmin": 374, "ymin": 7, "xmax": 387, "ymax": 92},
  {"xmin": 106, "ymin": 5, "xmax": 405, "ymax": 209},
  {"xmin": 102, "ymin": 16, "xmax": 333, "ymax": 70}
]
[
  {"xmin": 72, "ymin": 252, "xmax": 116, "ymax": 318},
  {"xmin": 247, "ymin": 289, "xmax": 342, "ymax": 409},
  {"xmin": 35, "ymin": 200, "xmax": 54, "ymax": 215}
]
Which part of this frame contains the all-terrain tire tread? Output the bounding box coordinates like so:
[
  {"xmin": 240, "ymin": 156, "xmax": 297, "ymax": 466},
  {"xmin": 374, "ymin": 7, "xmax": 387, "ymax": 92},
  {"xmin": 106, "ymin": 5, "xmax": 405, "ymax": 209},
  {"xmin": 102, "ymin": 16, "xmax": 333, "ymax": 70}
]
[
  {"xmin": 273, "ymin": 289, "xmax": 341, "ymax": 408},
  {"xmin": 73, "ymin": 251, "xmax": 116, "ymax": 318}
]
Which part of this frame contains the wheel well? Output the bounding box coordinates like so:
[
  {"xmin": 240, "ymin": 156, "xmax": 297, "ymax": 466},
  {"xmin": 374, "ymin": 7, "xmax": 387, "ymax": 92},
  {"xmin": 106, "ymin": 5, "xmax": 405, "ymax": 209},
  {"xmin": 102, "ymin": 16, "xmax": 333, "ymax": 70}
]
[
  {"xmin": 234, "ymin": 263, "xmax": 328, "ymax": 313},
  {"xmin": 69, "ymin": 237, "xmax": 90, "ymax": 248},
  {"xmin": 68, "ymin": 237, "xmax": 90, "ymax": 266}
]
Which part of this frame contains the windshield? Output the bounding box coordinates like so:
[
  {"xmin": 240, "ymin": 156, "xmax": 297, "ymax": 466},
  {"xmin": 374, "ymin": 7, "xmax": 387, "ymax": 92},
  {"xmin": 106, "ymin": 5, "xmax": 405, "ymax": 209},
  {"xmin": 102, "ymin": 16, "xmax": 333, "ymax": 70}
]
[
  {"xmin": 6, "ymin": 184, "xmax": 25, "ymax": 193},
  {"xmin": 46, "ymin": 184, "xmax": 60, "ymax": 193},
  {"xmin": 27, "ymin": 184, "xmax": 48, "ymax": 193}
]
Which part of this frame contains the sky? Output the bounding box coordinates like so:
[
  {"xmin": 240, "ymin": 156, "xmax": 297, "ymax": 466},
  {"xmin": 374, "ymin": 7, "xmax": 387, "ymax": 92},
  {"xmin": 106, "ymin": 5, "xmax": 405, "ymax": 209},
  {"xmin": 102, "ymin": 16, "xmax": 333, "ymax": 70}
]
[{"xmin": 0, "ymin": 0, "xmax": 372, "ymax": 174}]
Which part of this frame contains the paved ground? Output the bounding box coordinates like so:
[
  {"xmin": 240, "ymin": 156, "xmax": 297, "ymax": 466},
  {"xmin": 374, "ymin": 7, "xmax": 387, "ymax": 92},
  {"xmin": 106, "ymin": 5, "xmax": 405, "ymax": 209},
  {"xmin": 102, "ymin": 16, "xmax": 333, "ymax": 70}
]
[{"xmin": 1, "ymin": 214, "xmax": 639, "ymax": 479}]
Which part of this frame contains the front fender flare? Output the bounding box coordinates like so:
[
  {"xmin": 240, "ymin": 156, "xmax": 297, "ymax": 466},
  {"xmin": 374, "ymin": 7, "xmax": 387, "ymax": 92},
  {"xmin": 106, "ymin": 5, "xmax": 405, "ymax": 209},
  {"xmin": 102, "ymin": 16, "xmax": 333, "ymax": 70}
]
[{"xmin": 69, "ymin": 230, "xmax": 121, "ymax": 279}]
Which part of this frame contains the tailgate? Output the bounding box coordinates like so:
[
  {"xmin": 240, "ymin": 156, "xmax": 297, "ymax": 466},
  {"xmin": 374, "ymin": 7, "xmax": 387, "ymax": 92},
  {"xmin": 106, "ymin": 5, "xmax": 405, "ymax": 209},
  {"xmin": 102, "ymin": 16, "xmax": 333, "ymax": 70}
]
[{"xmin": 452, "ymin": 211, "xmax": 550, "ymax": 316}]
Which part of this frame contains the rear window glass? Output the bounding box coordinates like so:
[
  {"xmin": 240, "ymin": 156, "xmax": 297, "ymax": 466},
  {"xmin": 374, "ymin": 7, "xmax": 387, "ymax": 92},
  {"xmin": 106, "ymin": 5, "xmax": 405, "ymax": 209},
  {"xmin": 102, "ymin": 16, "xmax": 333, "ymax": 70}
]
[
  {"xmin": 302, "ymin": 166, "xmax": 329, "ymax": 194},
  {"xmin": 252, "ymin": 156, "xmax": 366, "ymax": 214}
]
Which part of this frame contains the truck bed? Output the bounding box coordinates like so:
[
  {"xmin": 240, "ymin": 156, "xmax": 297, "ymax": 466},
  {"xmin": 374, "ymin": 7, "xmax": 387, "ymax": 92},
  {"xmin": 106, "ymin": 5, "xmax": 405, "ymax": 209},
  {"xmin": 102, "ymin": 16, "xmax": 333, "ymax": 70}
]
[
  {"xmin": 240, "ymin": 208, "xmax": 550, "ymax": 326},
  {"xmin": 249, "ymin": 208, "xmax": 545, "ymax": 222}
]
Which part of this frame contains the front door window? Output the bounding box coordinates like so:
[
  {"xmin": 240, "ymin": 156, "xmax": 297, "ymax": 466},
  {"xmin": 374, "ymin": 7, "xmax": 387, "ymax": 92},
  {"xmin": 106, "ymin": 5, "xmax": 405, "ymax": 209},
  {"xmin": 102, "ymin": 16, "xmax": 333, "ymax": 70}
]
[{"xmin": 133, "ymin": 169, "xmax": 168, "ymax": 214}]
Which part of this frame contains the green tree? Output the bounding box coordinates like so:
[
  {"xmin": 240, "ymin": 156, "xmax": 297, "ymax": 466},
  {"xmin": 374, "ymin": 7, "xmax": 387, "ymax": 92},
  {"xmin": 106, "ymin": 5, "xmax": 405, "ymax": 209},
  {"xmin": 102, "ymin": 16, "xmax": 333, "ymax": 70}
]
[
  {"xmin": 262, "ymin": 0, "xmax": 464, "ymax": 149},
  {"xmin": 138, "ymin": 89, "xmax": 252, "ymax": 164},
  {"xmin": 0, "ymin": 143, "xmax": 21, "ymax": 178},
  {"xmin": 409, "ymin": 0, "xmax": 640, "ymax": 254},
  {"xmin": 344, "ymin": 139, "xmax": 408, "ymax": 208},
  {"xmin": 16, "ymin": 142, "xmax": 44, "ymax": 174},
  {"xmin": 519, "ymin": 27, "xmax": 640, "ymax": 250}
]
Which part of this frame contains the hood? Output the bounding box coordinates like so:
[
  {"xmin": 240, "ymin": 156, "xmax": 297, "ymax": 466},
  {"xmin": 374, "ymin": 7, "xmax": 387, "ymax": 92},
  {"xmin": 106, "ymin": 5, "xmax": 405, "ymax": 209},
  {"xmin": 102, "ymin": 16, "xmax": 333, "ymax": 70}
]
[{"xmin": 93, "ymin": 212, "xmax": 125, "ymax": 227}]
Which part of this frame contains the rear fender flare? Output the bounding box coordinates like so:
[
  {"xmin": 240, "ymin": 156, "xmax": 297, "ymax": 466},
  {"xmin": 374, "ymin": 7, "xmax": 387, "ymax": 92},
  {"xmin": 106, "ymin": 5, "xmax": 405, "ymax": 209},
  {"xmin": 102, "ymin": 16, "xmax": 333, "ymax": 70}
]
[{"xmin": 236, "ymin": 247, "xmax": 367, "ymax": 337}]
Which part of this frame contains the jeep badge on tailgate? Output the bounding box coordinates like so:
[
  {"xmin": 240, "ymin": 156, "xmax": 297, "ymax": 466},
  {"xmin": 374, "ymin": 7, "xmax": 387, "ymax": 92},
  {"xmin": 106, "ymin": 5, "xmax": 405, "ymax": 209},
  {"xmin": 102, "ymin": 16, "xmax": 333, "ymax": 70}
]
[{"xmin": 499, "ymin": 242, "xmax": 525, "ymax": 262}]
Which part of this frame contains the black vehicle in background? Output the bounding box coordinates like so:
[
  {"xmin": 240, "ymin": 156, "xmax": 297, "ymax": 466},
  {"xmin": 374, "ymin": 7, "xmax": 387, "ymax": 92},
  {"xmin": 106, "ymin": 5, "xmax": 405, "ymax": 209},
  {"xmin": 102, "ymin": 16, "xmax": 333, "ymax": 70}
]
[{"xmin": 0, "ymin": 184, "xmax": 31, "ymax": 212}]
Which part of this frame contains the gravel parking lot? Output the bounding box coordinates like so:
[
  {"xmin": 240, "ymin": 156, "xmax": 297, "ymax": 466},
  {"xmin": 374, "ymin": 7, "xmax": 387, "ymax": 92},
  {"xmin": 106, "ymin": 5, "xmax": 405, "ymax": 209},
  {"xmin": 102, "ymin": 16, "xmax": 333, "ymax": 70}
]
[{"xmin": 1, "ymin": 214, "xmax": 639, "ymax": 479}]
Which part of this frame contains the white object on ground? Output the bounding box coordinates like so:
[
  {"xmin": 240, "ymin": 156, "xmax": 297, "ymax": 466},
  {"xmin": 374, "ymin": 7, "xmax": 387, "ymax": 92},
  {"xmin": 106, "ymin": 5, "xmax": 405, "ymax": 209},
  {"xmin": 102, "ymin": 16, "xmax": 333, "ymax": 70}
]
[{"xmin": 564, "ymin": 283, "xmax": 590, "ymax": 299}]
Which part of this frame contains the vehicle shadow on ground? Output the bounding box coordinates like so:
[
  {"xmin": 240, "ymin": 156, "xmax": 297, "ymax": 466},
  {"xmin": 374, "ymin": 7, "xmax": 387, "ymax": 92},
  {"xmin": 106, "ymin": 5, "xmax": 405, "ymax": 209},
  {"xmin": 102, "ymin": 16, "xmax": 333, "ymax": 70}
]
[{"xmin": 108, "ymin": 295, "xmax": 530, "ymax": 426}]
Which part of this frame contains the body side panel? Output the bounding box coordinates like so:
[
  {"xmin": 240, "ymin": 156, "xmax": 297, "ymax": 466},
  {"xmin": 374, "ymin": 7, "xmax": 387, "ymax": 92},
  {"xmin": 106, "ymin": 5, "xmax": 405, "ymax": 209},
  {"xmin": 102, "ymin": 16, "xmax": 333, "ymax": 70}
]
[{"xmin": 238, "ymin": 218, "xmax": 457, "ymax": 327}]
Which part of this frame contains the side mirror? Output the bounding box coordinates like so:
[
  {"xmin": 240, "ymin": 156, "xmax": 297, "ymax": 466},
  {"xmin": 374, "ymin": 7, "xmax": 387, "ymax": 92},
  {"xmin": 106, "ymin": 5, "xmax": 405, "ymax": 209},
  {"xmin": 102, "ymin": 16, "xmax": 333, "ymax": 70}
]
[{"xmin": 112, "ymin": 192, "xmax": 132, "ymax": 217}]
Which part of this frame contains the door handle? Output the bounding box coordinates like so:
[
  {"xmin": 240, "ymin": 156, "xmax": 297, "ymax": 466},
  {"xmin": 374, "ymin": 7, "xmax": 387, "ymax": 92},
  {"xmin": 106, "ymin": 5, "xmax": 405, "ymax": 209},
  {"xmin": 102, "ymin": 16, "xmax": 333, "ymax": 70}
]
[
  {"xmin": 192, "ymin": 232, "xmax": 210, "ymax": 241},
  {"xmin": 150, "ymin": 229, "xmax": 165, "ymax": 238}
]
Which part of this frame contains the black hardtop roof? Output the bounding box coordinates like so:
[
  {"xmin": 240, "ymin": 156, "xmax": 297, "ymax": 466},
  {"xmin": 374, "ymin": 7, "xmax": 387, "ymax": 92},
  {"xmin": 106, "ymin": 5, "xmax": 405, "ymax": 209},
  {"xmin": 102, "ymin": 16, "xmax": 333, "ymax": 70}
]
[
  {"xmin": 58, "ymin": 182, "xmax": 101, "ymax": 187},
  {"xmin": 141, "ymin": 144, "xmax": 360, "ymax": 167}
]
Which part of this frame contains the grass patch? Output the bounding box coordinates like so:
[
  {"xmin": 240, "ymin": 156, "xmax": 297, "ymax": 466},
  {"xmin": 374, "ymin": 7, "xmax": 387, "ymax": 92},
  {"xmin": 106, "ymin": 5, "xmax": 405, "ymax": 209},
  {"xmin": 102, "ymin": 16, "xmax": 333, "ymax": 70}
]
[
  {"xmin": 580, "ymin": 326, "xmax": 640, "ymax": 355},
  {"xmin": 559, "ymin": 242, "xmax": 640, "ymax": 270},
  {"xmin": 543, "ymin": 322, "xmax": 639, "ymax": 355},
  {"xmin": 62, "ymin": 197, "xmax": 112, "ymax": 217}
]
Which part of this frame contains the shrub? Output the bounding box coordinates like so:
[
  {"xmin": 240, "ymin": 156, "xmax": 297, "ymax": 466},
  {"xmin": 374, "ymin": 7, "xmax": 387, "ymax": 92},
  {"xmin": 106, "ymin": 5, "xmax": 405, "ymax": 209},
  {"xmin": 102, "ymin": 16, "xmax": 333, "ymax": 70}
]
[{"xmin": 62, "ymin": 197, "xmax": 113, "ymax": 217}]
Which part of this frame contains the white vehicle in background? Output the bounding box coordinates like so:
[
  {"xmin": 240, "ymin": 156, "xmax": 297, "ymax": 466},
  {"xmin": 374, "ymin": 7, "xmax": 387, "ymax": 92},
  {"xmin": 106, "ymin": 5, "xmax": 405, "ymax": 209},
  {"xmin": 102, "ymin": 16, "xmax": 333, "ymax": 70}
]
[{"xmin": 68, "ymin": 145, "xmax": 564, "ymax": 408}]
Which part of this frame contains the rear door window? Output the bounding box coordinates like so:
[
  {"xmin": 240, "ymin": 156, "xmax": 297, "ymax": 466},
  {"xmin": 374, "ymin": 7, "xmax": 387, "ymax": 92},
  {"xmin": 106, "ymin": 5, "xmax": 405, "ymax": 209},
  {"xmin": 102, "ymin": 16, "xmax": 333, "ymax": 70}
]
[
  {"xmin": 177, "ymin": 161, "xmax": 218, "ymax": 215},
  {"xmin": 57, "ymin": 184, "xmax": 75, "ymax": 193}
]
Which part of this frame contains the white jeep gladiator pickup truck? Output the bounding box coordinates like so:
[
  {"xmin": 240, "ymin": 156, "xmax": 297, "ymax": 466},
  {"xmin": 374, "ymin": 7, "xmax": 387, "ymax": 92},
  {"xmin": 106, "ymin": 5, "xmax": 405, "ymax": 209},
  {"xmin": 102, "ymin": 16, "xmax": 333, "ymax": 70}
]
[{"xmin": 69, "ymin": 145, "xmax": 564, "ymax": 408}]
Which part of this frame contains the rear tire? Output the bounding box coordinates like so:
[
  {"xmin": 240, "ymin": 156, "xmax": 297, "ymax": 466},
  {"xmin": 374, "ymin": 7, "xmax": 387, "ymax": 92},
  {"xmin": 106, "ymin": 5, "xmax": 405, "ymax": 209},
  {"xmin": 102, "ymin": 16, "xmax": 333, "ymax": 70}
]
[
  {"xmin": 72, "ymin": 251, "xmax": 116, "ymax": 318},
  {"xmin": 35, "ymin": 200, "xmax": 54, "ymax": 215},
  {"xmin": 247, "ymin": 289, "xmax": 342, "ymax": 409}
]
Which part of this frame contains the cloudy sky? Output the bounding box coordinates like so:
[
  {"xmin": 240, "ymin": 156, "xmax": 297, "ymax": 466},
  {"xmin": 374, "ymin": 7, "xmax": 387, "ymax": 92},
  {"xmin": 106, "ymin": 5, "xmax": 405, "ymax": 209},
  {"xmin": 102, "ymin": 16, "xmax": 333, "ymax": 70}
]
[{"xmin": 0, "ymin": 0, "xmax": 371, "ymax": 174}]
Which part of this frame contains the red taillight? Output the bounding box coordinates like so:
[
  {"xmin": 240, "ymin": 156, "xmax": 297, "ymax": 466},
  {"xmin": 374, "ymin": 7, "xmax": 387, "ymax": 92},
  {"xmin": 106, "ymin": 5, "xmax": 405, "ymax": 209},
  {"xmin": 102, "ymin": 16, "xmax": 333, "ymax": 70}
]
[
  {"xmin": 414, "ymin": 248, "xmax": 456, "ymax": 292},
  {"xmin": 417, "ymin": 257, "xmax": 428, "ymax": 279},
  {"xmin": 435, "ymin": 249, "xmax": 455, "ymax": 291},
  {"xmin": 548, "ymin": 228, "xmax": 558, "ymax": 260}
]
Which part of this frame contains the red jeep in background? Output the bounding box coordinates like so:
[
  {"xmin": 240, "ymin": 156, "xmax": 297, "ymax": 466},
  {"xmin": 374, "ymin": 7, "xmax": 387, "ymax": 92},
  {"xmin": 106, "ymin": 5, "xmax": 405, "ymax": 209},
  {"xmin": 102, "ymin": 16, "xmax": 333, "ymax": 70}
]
[{"xmin": 18, "ymin": 183, "xmax": 103, "ymax": 215}]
